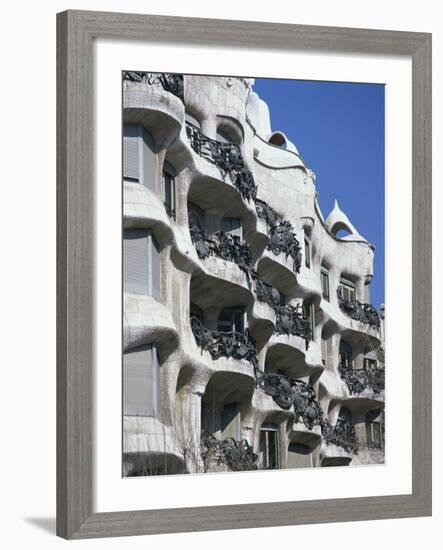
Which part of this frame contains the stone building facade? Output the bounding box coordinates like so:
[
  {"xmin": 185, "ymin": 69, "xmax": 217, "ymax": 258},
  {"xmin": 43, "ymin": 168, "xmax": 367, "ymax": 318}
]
[{"xmin": 122, "ymin": 72, "xmax": 385, "ymax": 476}]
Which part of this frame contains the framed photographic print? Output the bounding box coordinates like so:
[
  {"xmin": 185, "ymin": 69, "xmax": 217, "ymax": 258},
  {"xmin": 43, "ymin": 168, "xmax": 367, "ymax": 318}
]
[{"xmin": 57, "ymin": 10, "xmax": 432, "ymax": 539}]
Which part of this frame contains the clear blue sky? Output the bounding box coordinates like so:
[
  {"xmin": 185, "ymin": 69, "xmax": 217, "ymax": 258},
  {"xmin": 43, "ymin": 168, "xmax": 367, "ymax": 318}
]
[{"xmin": 253, "ymin": 79, "xmax": 385, "ymax": 308}]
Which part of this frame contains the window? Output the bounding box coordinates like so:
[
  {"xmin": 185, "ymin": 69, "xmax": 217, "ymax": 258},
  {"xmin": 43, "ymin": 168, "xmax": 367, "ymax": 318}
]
[
  {"xmin": 221, "ymin": 217, "xmax": 243, "ymax": 239},
  {"xmin": 303, "ymin": 302, "xmax": 315, "ymax": 340},
  {"xmin": 338, "ymin": 278, "xmax": 356, "ymax": 302},
  {"xmin": 188, "ymin": 203, "xmax": 205, "ymax": 232},
  {"xmin": 190, "ymin": 302, "xmax": 204, "ymax": 323},
  {"xmin": 218, "ymin": 306, "xmax": 245, "ymax": 333},
  {"xmin": 163, "ymin": 162, "xmax": 176, "ymax": 220},
  {"xmin": 321, "ymin": 337, "xmax": 327, "ymax": 366},
  {"xmin": 123, "ymin": 344, "xmax": 159, "ymax": 417},
  {"xmin": 123, "ymin": 229, "xmax": 161, "ymax": 300},
  {"xmin": 287, "ymin": 442, "xmax": 312, "ymax": 469},
  {"xmin": 339, "ymin": 340, "xmax": 353, "ymax": 369},
  {"xmin": 216, "ymin": 129, "xmax": 232, "ymax": 144},
  {"xmin": 259, "ymin": 425, "xmax": 280, "ymax": 469},
  {"xmin": 364, "ymin": 358, "xmax": 377, "ymax": 372},
  {"xmin": 304, "ymin": 238, "xmax": 311, "ymax": 268},
  {"xmin": 123, "ymin": 124, "xmax": 156, "ymax": 191},
  {"xmin": 221, "ymin": 402, "xmax": 241, "ymax": 440},
  {"xmin": 321, "ymin": 269, "xmax": 330, "ymax": 301},
  {"xmin": 366, "ymin": 418, "xmax": 382, "ymax": 449}
]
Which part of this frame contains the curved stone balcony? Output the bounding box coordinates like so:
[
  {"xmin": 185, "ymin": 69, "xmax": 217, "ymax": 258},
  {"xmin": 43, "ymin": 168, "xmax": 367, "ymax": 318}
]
[
  {"xmin": 337, "ymin": 293, "xmax": 382, "ymax": 331},
  {"xmin": 123, "ymin": 72, "xmax": 184, "ymax": 149},
  {"xmin": 124, "ymin": 181, "xmax": 174, "ymax": 237},
  {"xmin": 186, "ymin": 121, "xmax": 257, "ymax": 203},
  {"xmin": 123, "ymin": 416, "xmax": 186, "ymax": 475},
  {"xmin": 321, "ymin": 417, "xmax": 359, "ymax": 455},
  {"xmin": 123, "ymin": 294, "xmax": 179, "ymax": 354},
  {"xmin": 200, "ymin": 430, "xmax": 258, "ymax": 473},
  {"xmin": 254, "ymin": 370, "xmax": 324, "ymax": 429},
  {"xmin": 185, "ymin": 316, "xmax": 257, "ymax": 382},
  {"xmin": 189, "ymin": 224, "xmax": 255, "ymax": 280},
  {"xmin": 338, "ymin": 364, "xmax": 385, "ymax": 398}
]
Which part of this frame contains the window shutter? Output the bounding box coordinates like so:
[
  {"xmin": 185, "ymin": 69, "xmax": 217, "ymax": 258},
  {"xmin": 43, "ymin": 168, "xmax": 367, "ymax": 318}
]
[
  {"xmin": 150, "ymin": 234, "xmax": 161, "ymax": 301},
  {"xmin": 123, "ymin": 229, "xmax": 149, "ymax": 295},
  {"xmin": 123, "ymin": 345, "xmax": 155, "ymax": 416},
  {"xmin": 123, "ymin": 124, "xmax": 140, "ymax": 180},
  {"xmin": 287, "ymin": 443, "xmax": 312, "ymax": 469},
  {"xmin": 141, "ymin": 127, "xmax": 156, "ymax": 192}
]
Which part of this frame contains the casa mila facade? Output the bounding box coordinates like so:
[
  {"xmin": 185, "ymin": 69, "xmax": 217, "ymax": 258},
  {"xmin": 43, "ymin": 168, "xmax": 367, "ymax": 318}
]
[{"xmin": 122, "ymin": 72, "xmax": 385, "ymax": 476}]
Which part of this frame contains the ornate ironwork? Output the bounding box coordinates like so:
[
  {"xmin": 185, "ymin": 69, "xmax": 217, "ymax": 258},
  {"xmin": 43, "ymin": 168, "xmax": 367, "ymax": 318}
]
[
  {"xmin": 255, "ymin": 279, "xmax": 283, "ymax": 309},
  {"xmin": 201, "ymin": 431, "xmax": 258, "ymax": 472},
  {"xmin": 190, "ymin": 316, "xmax": 258, "ymax": 366},
  {"xmin": 321, "ymin": 418, "xmax": 358, "ymax": 454},
  {"xmin": 337, "ymin": 290, "xmax": 381, "ymax": 329},
  {"xmin": 254, "ymin": 371, "xmax": 324, "ymax": 429},
  {"xmin": 123, "ymin": 71, "xmax": 184, "ymax": 102},
  {"xmin": 274, "ymin": 304, "xmax": 312, "ymax": 346},
  {"xmin": 188, "ymin": 214, "xmax": 254, "ymax": 273},
  {"xmin": 255, "ymin": 198, "xmax": 279, "ymax": 228},
  {"xmin": 338, "ymin": 363, "xmax": 385, "ymax": 395},
  {"xmin": 186, "ymin": 122, "xmax": 257, "ymax": 202},
  {"xmin": 255, "ymin": 199, "xmax": 302, "ymax": 273}
]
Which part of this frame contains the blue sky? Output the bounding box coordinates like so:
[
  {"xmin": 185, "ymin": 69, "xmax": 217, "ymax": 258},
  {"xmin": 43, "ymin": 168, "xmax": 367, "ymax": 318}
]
[{"xmin": 253, "ymin": 79, "xmax": 385, "ymax": 308}]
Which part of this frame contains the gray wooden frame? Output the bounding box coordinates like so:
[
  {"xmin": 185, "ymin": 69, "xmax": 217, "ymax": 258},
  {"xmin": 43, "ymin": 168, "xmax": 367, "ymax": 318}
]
[{"xmin": 57, "ymin": 9, "xmax": 432, "ymax": 539}]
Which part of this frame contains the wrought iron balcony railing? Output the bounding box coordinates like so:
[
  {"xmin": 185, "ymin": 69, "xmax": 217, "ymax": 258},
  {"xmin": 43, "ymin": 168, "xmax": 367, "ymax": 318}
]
[
  {"xmin": 123, "ymin": 71, "xmax": 184, "ymax": 102},
  {"xmin": 337, "ymin": 290, "xmax": 381, "ymax": 330},
  {"xmin": 189, "ymin": 218, "xmax": 254, "ymax": 274},
  {"xmin": 190, "ymin": 316, "xmax": 258, "ymax": 366},
  {"xmin": 255, "ymin": 279, "xmax": 284, "ymax": 309},
  {"xmin": 322, "ymin": 418, "xmax": 358, "ymax": 454},
  {"xmin": 201, "ymin": 431, "xmax": 258, "ymax": 472},
  {"xmin": 186, "ymin": 122, "xmax": 257, "ymax": 202},
  {"xmin": 255, "ymin": 199, "xmax": 302, "ymax": 273},
  {"xmin": 255, "ymin": 370, "xmax": 324, "ymax": 430},
  {"xmin": 338, "ymin": 363, "xmax": 385, "ymax": 396},
  {"xmin": 274, "ymin": 303, "xmax": 312, "ymax": 346}
]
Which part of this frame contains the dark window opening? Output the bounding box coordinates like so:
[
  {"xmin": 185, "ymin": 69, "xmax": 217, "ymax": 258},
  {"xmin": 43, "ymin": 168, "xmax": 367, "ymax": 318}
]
[{"xmin": 259, "ymin": 426, "xmax": 280, "ymax": 470}]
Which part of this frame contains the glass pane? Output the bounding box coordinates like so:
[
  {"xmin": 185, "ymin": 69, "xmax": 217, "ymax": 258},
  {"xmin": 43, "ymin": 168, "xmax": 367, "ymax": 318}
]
[
  {"xmin": 221, "ymin": 403, "xmax": 240, "ymax": 440},
  {"xmin": 123, "ymin": 346, "xmax": 155, "ymax": 416}
]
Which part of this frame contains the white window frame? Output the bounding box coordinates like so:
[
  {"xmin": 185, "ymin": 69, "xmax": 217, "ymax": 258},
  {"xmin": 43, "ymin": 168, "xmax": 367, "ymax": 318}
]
[
  {"xmin": 259, "ymin": 425, "xmax": 280, "ymax": 470},
  {"xmin": 163, "ymin": 162, "xmax": 176, "ymax": 220},
  {"xmin": 321, "ymin": 268, "xmax": 330, "ymax": 301},
  {"xmin": 338, "ymin": 278, "xmax": 356, "ymax": 302}
]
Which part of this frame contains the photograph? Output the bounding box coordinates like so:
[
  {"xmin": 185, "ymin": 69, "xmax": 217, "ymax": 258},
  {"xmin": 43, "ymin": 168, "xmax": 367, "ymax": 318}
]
[{"xmin": 121, "ymin": 71, "xmax": 385, "ymax": 477}]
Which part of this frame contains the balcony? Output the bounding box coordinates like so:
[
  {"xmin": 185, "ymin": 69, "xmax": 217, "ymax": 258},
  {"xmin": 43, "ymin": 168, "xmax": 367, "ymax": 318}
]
[
  {"xmin": 338, "ymin": 364, "xmax": 385, "ymax": 396},
  {"xmin": 255, "ymin": 371, "xmax": 324, "ymax": 429},
  {"xmin": 201, "ymin": 430, "xmax": 258, "ymax": 472},
  {"xmin": 322, "ymin": 418, "xmax": 358, "ymax": 454},
  {"xmin": 255, "ymin": 199, "xmax": 302, "ymax": 273},
  {"xmin": 123, "ymin": 71, "xmax": 184, "ymax": 102},
  {"xmin": 189, "ymin": 221, "xmax": 254, "ymax": 272},
  {"xmin": 337, "ymin": 290, "xmax": 381, "ymax": 330},
  {"xmin": 274, "ymin": 304, "xmax": 312, "ymax": 346},
  {"xmin": 190, "ymin": 316, "xmax": 258, "ymax": 366},
  {"xmin": 186, "ymin": 122, "xmax": 257, "ymax": 202}
]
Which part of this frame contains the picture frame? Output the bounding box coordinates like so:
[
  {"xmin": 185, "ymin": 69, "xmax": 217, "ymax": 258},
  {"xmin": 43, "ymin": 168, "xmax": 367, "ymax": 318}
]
[{"xmin": 56, "ymin": 9, "xmax": 432, "ymax": 539}]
